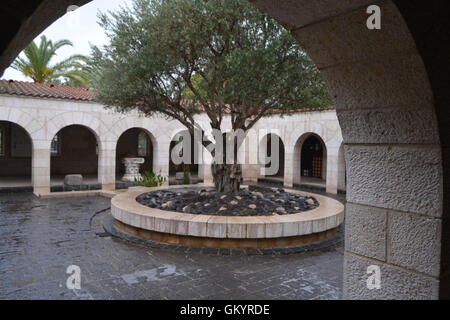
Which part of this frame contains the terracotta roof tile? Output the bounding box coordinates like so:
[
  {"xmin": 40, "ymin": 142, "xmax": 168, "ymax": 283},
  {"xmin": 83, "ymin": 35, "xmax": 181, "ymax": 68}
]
[{"xmin": 0, "ymin": 80, "xmax": 95, "ymax": 101}]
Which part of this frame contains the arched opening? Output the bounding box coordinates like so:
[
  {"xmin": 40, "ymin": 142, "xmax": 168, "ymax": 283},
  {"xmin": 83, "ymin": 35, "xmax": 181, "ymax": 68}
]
[
  {"xmin": 50, "ymin": 125, "xmax": 100, "ymax": 191},
  {"xmin": 116, "ymin": 128, "xmax": 154, "ymax": 185},
  {"xmin": 0, "ymin": 121, "xmax": 32, "ymax": 191},
  {"xmin": 293, "ymin": 133, "xmax": 327, "ymax": 190},
  {"xmin": 301, "ymin": 135, "xmax": 326, "ymax": 180},
  {"xmin": 258, "ymin": 133, "xmax": 285, "ymax": 185},
  {"xmin": 169, "ymin": 130, "xmax": 200, "ymax": 185}
]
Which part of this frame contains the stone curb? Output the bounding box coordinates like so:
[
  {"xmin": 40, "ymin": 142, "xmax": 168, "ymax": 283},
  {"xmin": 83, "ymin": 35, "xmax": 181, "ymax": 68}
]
[
  {"xmin": 103, "ymin": 212, "xmax": 344, "ymax": 256},
  {"xmin": 111, "ymin": 185, "xmax": 345, "ymax": 240}
]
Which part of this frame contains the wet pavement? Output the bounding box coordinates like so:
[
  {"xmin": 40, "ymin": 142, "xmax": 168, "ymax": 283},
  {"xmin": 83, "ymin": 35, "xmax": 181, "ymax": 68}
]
[{"xmin": 0, "ymin": 191, "xmax": 344, "ymax": 300}]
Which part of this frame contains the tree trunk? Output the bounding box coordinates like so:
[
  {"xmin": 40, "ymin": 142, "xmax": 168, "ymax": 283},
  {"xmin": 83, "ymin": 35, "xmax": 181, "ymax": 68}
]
[{"xmin": 211, "ymin": 163, "xmax": 242, "ymax": 193}]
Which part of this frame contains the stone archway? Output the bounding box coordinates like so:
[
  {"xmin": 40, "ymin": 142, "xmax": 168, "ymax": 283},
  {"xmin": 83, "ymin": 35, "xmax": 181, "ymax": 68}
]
[
  {"xmin": 46, "ymin": 111, "xmax": 107, "ymax": 142},
  {"xmin": 115, "ymin": 128, "xmax": 156, "ymax": 183}
]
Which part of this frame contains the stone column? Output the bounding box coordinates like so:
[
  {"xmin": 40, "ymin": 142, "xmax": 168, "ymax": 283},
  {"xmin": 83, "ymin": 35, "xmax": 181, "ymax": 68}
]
[
  {"xmin": 98, "ymin": 142, "xmax": 116, "ymax": 190},
  {"xmin": 194, "ymin": 141, "xmax": 206, "ymax": 183},
  {"xmin": 290, "ymin": 141, "xmax": 302, "ymax": 187},
  {"xmin": 241, "ymin": 136, "xmax": 259, "ymax": 183},
  {"xmin": 32, "ymin": 140, "xmax": 51, "ymax": 195},
  {"xmin": 284, "ymin": 148, "xmax": 294, "ymax": 188},
  {"xmin": 198, "ymin": 161, "xmax": 204, "ymax": 181},
  {"xmin": 153, "ymin": 140, "xmax": 170, "ymax": 186},
  {"xmin": 201, "ymin": 149, "xmax": 214, "ymax": 184}
]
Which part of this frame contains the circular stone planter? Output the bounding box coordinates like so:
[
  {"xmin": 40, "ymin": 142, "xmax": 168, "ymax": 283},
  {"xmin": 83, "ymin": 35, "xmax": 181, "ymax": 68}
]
[{"xmin": 111, "ymin": 185, "xmax": 344, "ymax": 249}]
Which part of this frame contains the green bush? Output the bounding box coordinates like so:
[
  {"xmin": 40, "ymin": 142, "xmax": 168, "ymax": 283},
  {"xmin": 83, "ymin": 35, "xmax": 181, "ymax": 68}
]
[{"xmin": 134, "ymin": 171, "xmax": 166, "ymax": 187}]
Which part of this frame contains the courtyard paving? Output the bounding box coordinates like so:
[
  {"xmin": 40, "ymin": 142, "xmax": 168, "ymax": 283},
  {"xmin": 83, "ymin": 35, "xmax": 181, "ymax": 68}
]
[{"xmin": 0, "ymin": 191, "xmax": 344, "ymax": 300}]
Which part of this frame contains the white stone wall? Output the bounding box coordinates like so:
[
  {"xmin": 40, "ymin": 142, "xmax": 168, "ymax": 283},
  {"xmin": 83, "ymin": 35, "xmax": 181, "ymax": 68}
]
[{"xmin": 0, "ymin": 94, "xmax": 343, "ymax": 195}]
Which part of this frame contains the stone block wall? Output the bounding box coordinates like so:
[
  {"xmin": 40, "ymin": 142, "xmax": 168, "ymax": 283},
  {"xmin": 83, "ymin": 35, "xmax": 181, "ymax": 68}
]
[
  {"xmin": 0, "ymin": 95, "xmax": 344, "ymax": 196},
  {"xmin": 251, "ymin": 0, "xmax": 444, "ymax": 299}
]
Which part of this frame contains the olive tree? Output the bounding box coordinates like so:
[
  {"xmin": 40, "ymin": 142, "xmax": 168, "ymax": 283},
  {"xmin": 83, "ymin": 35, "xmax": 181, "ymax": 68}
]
[{"xmin": 91, "ymin": 0, "xmax": 331, "ymax": 192}]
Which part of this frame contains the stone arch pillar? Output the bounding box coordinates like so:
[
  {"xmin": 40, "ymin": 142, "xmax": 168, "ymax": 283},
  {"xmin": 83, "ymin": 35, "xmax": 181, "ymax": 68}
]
[
  {"xmin": 153, "ymin": 136, "xmax": 170, "ymax": 185},
  {"xmin": 240, "ymin": 128, "xmax": 260, "ymax": 183},
  {"xmin": 284, "ymin": 140, "xmax": 295, "ymax": 188},
  {"xmin": 99, "ymin": 138, "xmax": 117, "ymax": 190},
  {"xmin": 32, "ymin": 141, "xmax": 51, "ymax": 195},
  {"xmin": 200, "ymin": 149, "xmax": 214, "ymax": 184},
  {"xmin": 253, "ymin": 0, "xmax": 443, "ymax": 299}
]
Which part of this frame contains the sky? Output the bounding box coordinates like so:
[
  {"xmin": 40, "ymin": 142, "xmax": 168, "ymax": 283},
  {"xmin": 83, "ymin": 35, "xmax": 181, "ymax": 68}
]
[{"xmin": 1, "ymin": 0, "xmax": 134, "ymax": 81}]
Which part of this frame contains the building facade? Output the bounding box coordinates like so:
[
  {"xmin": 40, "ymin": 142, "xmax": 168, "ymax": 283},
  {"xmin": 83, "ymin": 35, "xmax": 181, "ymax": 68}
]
[{"xmin": 0, "ymin": 80, "xmax": 344, "ymax": 196}]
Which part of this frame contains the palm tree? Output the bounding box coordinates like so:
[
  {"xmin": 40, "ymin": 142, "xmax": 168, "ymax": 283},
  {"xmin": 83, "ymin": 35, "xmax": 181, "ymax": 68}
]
[{"xmin": 11, "ymin": 36, "xmax": 90, "ymax": 86}]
